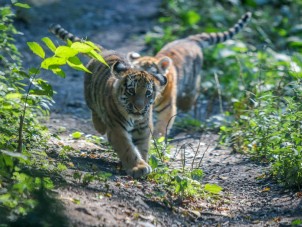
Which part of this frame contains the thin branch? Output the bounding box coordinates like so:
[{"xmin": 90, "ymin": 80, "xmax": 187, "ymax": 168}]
[
  {"xmin": 17, "ymin": 68, "xmax": 40, "ymax": 153},
  {"xmin": 214, "ymin": 73, "xmax": 224, "ymax": 115},
  {"xmin": 191, "ymin": 138, "xmax": 203, "ymax": 170},
  {"xmin": 164, "ymin": 112, "xmax": 179, "ymax": 145},
  {"xmin": 149, "ymin": 126, "xmax": 164, "ymax": 162}
]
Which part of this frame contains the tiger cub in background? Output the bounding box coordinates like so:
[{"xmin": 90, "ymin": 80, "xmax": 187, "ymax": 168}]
[
  {"xmin": 128, "ymin": 12, "xmax": 252, "ymax": 137},
  {"xmin": 50, "ymin": 25, "xmax": 168, "ymax": 178}
]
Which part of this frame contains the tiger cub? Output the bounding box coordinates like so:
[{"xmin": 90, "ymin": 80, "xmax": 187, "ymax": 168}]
[
  {"xmin": 128, "ymin": 12, "xmax": 252, "ymax": 137},
  {"xmin": 50, "ymin": 25, "xmax": 167, "ymax": 178}
]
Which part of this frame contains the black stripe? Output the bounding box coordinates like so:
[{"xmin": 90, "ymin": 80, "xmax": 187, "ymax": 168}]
[
  {"xmin": 217, "ymin": 33, "xmax": 223, "ymax": 43},
  {"xmin": 130, "ymin": 125, "xmax": 148, "ymax": 134},
  {"xmin": 108, "ymin": 100, "xmax": 129, "ymax": 131},
  {"xmin": 209, "ymin": 33, "xmax": 216, "ymax": 44},
  {"xmin": 223, "ymin": 31, "xmax": 229, "ymax": 41},
  {"xmin": 133, "ymin": 137, "xmax": 148, "ymax": 144},
  {"xmin": 234, "ymin": 24, "xmax": 240, "ymax": 33},
  {"xmin": 156, "ymin": 102, "xmax": 171, "ymax": 113}
]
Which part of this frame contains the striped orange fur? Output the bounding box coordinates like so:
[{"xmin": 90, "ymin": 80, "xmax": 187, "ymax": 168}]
[
  {"xmin": 128, "ymin": 12, "xmax": 252, "ymax": 137},
  {"xmin": 50, "ymin": 26, "xmax": 167, "ymax": 178}
]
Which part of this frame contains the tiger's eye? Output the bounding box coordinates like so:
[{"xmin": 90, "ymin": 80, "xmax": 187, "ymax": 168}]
[
  {"xmin": 145, "ymin": 90, "xmax": 152, "ymax": 97},
  {"xmin": 128, "ymin": 88, "xmax": 135, "ymax": 95}
]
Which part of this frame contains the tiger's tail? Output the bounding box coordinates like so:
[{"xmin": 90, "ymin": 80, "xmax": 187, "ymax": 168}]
[
  {"xmin": 49, "ymin": 24, "xmax": 82, "ymax": 42},
  {"xmin": 188, "ymin": 12, "xmax": 252, "ymax": 48}
]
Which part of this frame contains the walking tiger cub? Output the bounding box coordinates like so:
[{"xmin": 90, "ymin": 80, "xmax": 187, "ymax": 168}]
[
  {"xmin": 50, "ymin": 25, "xmax": 168, "ymax": 178},
  {"xmin": 128, "ymin": 12, "xmax": 252, "ymax": 137}
]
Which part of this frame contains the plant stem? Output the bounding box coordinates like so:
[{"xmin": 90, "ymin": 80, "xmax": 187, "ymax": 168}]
[{"xmin": 17, "ymin": 68, "xmax": 40, "ymax": 153}]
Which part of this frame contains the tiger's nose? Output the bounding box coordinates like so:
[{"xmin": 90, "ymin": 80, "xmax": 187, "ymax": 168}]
[{"xmin": 133, "ymin": 99, "xmax": 145, "ymax": 111}]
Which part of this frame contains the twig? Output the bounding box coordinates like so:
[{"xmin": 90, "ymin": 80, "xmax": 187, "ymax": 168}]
[
  {"xmin": 181, "ymin": 144, "xmax": 186, "ymax": 173},
  {"xmin": 197, "ymin": 144, "xmax": 211, "ymax": 169},
  {"xmin": 214, "ymin": 73, "xmax": 224, "ymax": 115},
  {"xmin": 149, "ymin": 126, "xmax": 164, "ymax": 162},
  {"xmin": 191, "ymin": 138, "xmax": 203, "ymax": 170},
  {"xmin": 164, "ymin": 113, "xmax": 179, "ymax": 145},
  {"xmin": 17, "ymin": 68, "xmax": 40, "ymax": 153}
]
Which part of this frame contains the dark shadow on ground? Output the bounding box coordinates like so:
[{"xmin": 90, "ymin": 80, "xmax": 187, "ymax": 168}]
[{"xmin": 6, "ymin": 189, "xmax": 69, "ymax": 227}]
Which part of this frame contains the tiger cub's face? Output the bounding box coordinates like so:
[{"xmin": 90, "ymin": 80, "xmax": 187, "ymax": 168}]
[{"xmin": 112, "ymin": 61, "xmax": 167, "ymax": 118}]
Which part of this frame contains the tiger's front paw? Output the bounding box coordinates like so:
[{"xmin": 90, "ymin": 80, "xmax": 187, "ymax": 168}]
[{"xmin": 126, "ymin": 160, "xmax": 152, "ymax": 178}]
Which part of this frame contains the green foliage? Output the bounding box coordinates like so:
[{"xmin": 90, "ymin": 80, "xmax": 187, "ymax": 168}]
[
  {"xmin": 174, "ymin": 116, "xmax": 203, "ymax": 132},
  {"xmin": 147, "ymin": 138, "xmax": 221, "ymax": 201},
  {"xmin": 221, "ymin": 79, "xmax": 302, "ymax": 188},
  {"xmin": 292, "ymin": 219, "xmax": 302, "ymax": 226},
  {"xmin": 28, "ymin": 37, "xmax": 106, "ymax": 77},
  {"xmin": 71, "ymin": 131, "xmax": 83, "ymax": 139},
  {"xmin": 0, "ymin": 2, "xmax": 107, "ymax": 222}
]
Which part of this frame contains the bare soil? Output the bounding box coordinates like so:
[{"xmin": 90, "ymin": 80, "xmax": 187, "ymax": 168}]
[{"xmin": 9, "ymin": 0, "xmax": 302, "ymax": 226}]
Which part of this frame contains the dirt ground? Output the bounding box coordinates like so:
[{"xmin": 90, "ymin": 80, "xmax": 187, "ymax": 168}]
[{"xmin": 9, "ymin": 0, "xmax": 302, "ymax": 226}]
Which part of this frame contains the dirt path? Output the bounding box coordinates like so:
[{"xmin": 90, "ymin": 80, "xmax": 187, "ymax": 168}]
[{"xmin": 12, "ymin": 0, "xmax": 302, "ymax": 226}]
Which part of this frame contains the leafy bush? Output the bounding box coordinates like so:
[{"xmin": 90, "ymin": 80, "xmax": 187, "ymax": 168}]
[
  {"xmin": 221, "ymin": 71, "xmax": 302, "ymax": 188},
  {"xmin": 0, "ymin": 2, "xmax": 106, "ymax": 223},
  {"xmin": 0, "ymin": 3, "xmax": 54, "ymax": 221}
]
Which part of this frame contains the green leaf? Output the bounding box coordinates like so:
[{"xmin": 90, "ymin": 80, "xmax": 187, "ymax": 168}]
[
  {"xmin": 0, "ymin": 193, "xmax": 11, "ymax": 203},
  {"xmin": 204, "ymin": 184, "xmax": 222, "ymax": 194},
  {"xmin": 72, "ymin": 198, "xmax": 81, "ymax": 205},
  {"xmin": 41, "ymin": 37, "xmax": 56, "ymax": 53},
  {"xmin": 1, "ymin": 7, "xmax": 12, "ymax": 17},
  {"xmin": 157, "ymin": 136, "xmax": 165, "ymax": 143},
  {"xmin": 191, "ymin": 169, "xmax": 203, "ymax": 181},
  {"xmin": 182, "ymin": 10, "xmax": 200, "ymax": 26},
  {"xmin": 5, "ymin": 93, "xmax": 22, "ymax": 100},
  {"xmin": 67, "ymin": 56, "xmax": 91, "ymax": 73},
  {"xmin": 71, "ymin": 131, "xmax": 82, "ymax": 139},
  {"xmin": 292, "ymin": 219, "xmax": 302, "ymax": 226},
  {"xmin": 87, "ymin": 50, "xmax": 108, "ymax": 67},
  {"xmin": 55, "ymin": 46, "xmax": 78, "ymax": 59},
  {"xmin": 29, "ymin": 67, "xmax": 40, "ymax": 75},
  {"xmin": 41, "ymin": 56, "xmax": 66, "ymax": 69},
  {"xmin": 149, "ymin": 155, "xmax": 158, "ymax": 169},
  {"xmin": 51, "ymin": 67, "xmax": 66, "ymax": 78},
  {"xmin": 14, "ymin": 3, "xmax": 31, "ymax": 8},
  {"xmin": 27, "ymin": 42, "xmax": 45, "ymax": 59},
  {"xmin": 0, "ymin": 24, "xmax": 6, "ymax": 30},
  {"xmin": 30, "ymin": 79, "xmax": 53, "ymax": 96},
  {"xmin": 71, "ymin": 42, "xmax": 93, "ymax": 53},
  {"xmin": 85, "ymin": 41, "xmax": 101, "ymax": 51}
]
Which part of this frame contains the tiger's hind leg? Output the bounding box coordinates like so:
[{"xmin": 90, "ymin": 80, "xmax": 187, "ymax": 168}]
[{"xmin": 92, "ymin": 111, "xmax": 106, "ymax": 134}]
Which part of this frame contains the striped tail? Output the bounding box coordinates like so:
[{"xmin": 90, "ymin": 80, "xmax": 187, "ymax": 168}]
[
  {"xmin": 49, "ymin": 24, "xmax": 81, "ymax": 42},
  {"xmin": 188, "ymin": 12, "xmax": 252, "ymax": 48}
]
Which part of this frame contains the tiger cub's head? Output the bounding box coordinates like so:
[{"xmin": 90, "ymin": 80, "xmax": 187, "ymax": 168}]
[
  {"xmin": 127, "ymin": 52, "xmax": 172, "ymax": 81},
  {"xmin": 111, "ymin": 61, "xmax": 167, "ymax": 118}
]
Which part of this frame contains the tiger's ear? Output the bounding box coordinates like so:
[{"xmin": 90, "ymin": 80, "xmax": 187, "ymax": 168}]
[
  {"xmin": 152, "ymin": 73, "xmax": 167, "ymax": 86},
  {"xmin": 158, "ymin": 57, "xmax": 172, "ymax": 73},
  {"xmin": 111, "ymin": 62, "xmax": 129, "ymax": 76},
  {"xmin": 127, "ymin": 52, "xmax": 141, "ymax": 62}
]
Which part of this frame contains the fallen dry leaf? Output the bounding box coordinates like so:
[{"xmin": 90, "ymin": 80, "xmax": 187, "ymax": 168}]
[
  {"xmin": 273, "ymin": 217, "xmax": 281, "ymax": 223},
  {"xmin": 261, "ymin": 187, "xmax": 270, "ymax": 192}
]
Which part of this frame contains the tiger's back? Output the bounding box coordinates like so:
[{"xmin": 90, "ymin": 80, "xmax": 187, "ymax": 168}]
[{"xmin": 156, "ymin": 40, "xmax": 203, "ymax": 111}]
